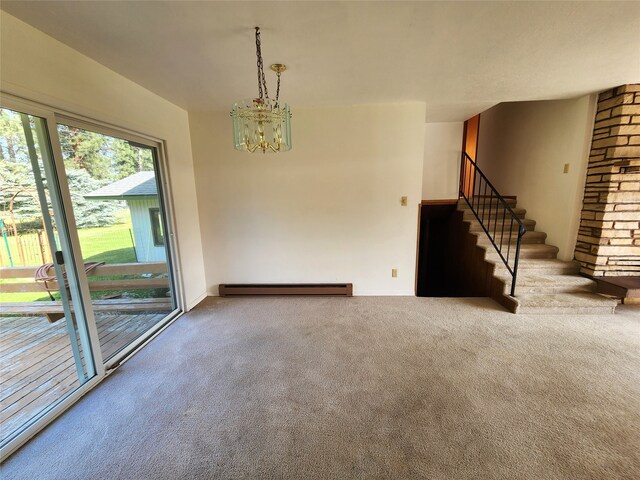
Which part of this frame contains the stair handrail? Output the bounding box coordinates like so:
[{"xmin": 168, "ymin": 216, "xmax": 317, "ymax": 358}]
[{"xmin": 459, "ymin": 152, "xmax": 526, "ymax": 296}]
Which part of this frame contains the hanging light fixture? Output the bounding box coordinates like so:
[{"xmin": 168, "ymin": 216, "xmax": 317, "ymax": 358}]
[{"xmin": 230, "ymin": 27, "xmax": 292, "ymax": 153}]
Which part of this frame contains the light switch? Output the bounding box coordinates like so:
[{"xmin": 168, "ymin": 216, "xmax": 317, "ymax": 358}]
[
  {"xmin": 400, "ymin": 196, "xmax": 408, "ymax": 206},
  {"xmin": 392, "ymin": 268, "xmax": 398, "ymax": 278},
  {"xmin": 563, "ymin": 163, "xmax": 570, "ymax": 174}
]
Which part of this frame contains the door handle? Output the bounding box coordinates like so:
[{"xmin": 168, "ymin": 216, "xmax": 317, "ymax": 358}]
[{"xmin": 54, "ymin": 250, "xmax": 64, "ymax": 265}]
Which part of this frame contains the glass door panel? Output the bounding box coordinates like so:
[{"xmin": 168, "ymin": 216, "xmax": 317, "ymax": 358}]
[
  {"xmin": 55, "ymin": 123, "xmax": 176, "ymax": 362},
  {"xmin": 0, "ymin": 108, "xmax": 95, "ymax": 447}
]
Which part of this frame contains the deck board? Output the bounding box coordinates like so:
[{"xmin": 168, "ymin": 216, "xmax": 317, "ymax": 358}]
[{"xmin": 0, "ymin": 311, "xmax": 169, "ymax": 445}]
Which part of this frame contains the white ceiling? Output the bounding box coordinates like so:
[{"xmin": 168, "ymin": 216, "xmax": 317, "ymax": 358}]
[{"xmin": 2, "ymin": 1, "xmax": 639, "ymax": 121}]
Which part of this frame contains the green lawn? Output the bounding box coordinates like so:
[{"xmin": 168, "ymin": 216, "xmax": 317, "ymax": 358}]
[
  {"xmin": 78, "ymin": 223, "xmax": 137, "ymax": 263},
  {"xmin": 1, "ymin": 222, "xmax": 141, "ymax": 302}
]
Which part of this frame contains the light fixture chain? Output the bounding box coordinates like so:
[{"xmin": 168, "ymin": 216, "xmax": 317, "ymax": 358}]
[
  {"xmin": 255, "ymin": 27, "xmax": 269, "ymax": 100},
  {"xmin": 255, "ymin": 27, "xmax": 263, "ymax": 100},
  {"xmin": 275, "ymin": 71, "xmax": 281, "ymax": 107},
  {"xmin": 261, "ymin": 71, "xmax": 269, "ymax": 100}
]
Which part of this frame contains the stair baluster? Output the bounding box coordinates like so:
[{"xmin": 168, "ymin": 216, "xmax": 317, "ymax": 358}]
[{"xmin": 459, "ymin": 152, "xmax": 526, "ymax": 296}]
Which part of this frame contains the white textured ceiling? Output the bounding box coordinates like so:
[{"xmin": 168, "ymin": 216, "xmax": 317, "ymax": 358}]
[{"xmin": 2, "ymin": 1, "xmax": 639, "ymax": 121}]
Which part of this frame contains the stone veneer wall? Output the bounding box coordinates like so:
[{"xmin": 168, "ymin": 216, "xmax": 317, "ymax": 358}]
[{"xmin": 575, "ymin": 84, "xmax": 640, "ymax": 277}]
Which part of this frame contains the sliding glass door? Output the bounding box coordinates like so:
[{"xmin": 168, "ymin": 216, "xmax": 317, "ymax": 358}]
[
  {"xmin": 54, "ymin": 121, "xmax": 177, "ymax": 362},
  {"xmin": 0, "ymin": 97, "xmax": 180, "ymax": 457},
  {"xmin": 0, "ymin": 107, "xmax": 98, "ymax": 447}
]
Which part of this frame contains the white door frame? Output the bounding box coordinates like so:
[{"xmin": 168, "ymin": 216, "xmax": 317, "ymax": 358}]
[
  {"xmin": 0, "ymin": 93, "xmax": 184, "ymax": 461},
  {"xmin": 55, "ymin": 115, "xmax": 184, "ymax": 368}
]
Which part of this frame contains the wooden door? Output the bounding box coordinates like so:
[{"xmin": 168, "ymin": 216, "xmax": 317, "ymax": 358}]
[{"xmin": 460, "ymin": 114, "xmax": 480, "ymax": 197}]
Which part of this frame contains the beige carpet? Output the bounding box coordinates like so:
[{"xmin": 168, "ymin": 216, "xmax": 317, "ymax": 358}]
[{"xmin": 2, "ymin": 297, "xmax": 639, "ymax": 479}]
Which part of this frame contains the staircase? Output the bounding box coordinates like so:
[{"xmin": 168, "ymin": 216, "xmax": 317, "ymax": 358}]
[{"xmin": 458, "ymin": 199, "xmax": 617, "ymax": 315}]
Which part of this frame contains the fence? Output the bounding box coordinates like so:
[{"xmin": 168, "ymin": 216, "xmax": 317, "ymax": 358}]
[{"xmin": 0, "ymin": 230, "xmax": 52, "ymax": 267}]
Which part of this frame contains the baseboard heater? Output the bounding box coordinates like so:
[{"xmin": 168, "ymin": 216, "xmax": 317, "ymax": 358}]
[{"xmin": 219, "ymin": 283, "xmax": 353, "ymax": 297}]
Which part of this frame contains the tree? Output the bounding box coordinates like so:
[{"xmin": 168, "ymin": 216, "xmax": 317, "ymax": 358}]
[
  {"xmin": 112, "ymin": 140, "xmax": 154, "ymax": 179},
  {"xmin": 0, "ymin": 159, "xmax": 41, "ymax": 233},
  {"xmin": 0, "ymin": 109, "xmax": 29, "ymax": 164},
  {"xmin": 57, "ymin": 124, "xmax": 154, "ymax": 181},
  {"xmin": 65, "ymin": 169, "xmax": 122, "ymax": 228},
  {"xmin": 1, "ymin": 109, "xmax": 150, "ymax": 230},
  {"xmin": 57, "ymin": 125, "xmax": 112, "ymax": 180}
]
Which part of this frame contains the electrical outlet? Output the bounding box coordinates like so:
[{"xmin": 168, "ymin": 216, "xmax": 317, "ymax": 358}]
[
  {"xmin": 392, "ymin": 268, "xmax": 398, "ymax": 278},
  {"xmin": 400, "ymin": 196, "xmax": 408, "ymax": 206},
  {"xmin": 563, "ymin": 163, "xmax": 570, "ymax": 174}
]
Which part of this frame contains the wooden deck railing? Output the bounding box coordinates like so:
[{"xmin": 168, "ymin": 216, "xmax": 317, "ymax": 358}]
[
  {"xmin": 0, "ymin": 262, "xmax": 168, "ymax": 293},
  {"xmin": 1, "ymin": 262, "xmax": 172, "ymax": 318}
]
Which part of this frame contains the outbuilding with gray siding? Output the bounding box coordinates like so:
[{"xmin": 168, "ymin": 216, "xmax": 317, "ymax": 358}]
[{"xmin": 85, "ymin": 171, "xmax": 166, "ymax": 263}]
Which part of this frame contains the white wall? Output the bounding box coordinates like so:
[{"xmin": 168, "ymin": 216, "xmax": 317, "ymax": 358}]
[
  {"xmin": 476, "ymin": 95, "xmax": 597, "ymax": 260},
  {"xmin": 422, "ymin": 122, "xmax": 464, "ymax": 200},
  {"xmin": 0, "ymin": 12, "xmax": 207, "ymax": 309},
  {"xmin": 190, "ymin": 104, "xmax": 426, "ymax": 295}
]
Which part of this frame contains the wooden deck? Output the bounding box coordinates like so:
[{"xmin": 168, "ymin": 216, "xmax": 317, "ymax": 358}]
[{"xmin": 0, "ymin": 311, "xmax": 169, "ymax": 445}]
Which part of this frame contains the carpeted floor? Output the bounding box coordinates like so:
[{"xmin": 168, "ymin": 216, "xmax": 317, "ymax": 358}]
[{"xmin": 2, "ymin": 297, "xmax": 639, "ymax": 479}]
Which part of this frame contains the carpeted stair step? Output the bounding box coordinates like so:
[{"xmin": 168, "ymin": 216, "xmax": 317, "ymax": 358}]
[
  {"xmin": 495, "ymin": 273, "xmax": 597, "ymax": 294},
  {"xmin": 456, "ymin": 195, "xmax": 618, "ymax": 315},
  {"xmin": 510, "ymin": 292, "xmax": 617, "ymax": 315},
  {"xmin": 466, "ymin": 217, "xmax": 536, "ymax": 233},
  {"xmin": 521, "ymin": 230, "xmax": 546, "ymax": 243},
  {"xmin": 491, "ymin": 259, "xmax": 582, "ymax": 275},
  {"xmin": 474, "ymin": 230, "xmax": 547, "ymax": 245},
  {"xmin": 462, "ymin": 207, "xmax": 527, "ymax": 220},
  {"xmin": 482, "ymin": 243, "xmax": 559, "ymax": 260}
]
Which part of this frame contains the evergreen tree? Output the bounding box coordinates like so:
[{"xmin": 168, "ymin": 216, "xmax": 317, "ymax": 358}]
[{"xmin": 65, "ymin": 169, "xmax": 121, "ymax": 228}]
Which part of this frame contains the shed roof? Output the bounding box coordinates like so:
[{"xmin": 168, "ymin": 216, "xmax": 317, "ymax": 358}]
[{"xmin": 85, "ymin": 171, "xmax": 157, "ymax": 200}]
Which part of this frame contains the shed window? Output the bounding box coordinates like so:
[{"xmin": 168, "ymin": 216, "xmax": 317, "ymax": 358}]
[{"xmin": 149, "ymin": 208, "xmax": 165, "ymax": 246}]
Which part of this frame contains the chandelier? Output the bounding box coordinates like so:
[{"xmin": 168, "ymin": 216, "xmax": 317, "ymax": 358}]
[{"xmin": 230, "ymin": 27, "xmax": 292, "ymax": 153}]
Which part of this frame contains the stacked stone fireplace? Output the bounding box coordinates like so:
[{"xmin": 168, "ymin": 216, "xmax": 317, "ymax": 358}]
[{"xmin": 575, "ymin": 84, "xmax": 640, "ymax": 277}]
